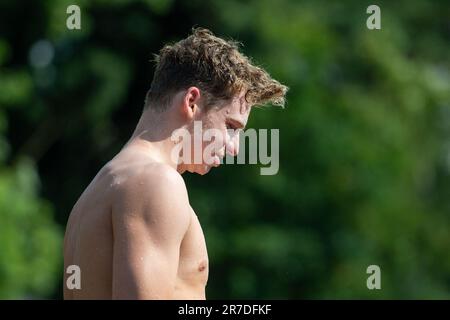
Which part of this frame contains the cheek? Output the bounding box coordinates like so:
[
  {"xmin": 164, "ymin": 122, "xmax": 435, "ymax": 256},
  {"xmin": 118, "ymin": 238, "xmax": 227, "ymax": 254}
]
[{"xmin": 202, "ymin": 131, "xmax": 226, "ymax": 154}]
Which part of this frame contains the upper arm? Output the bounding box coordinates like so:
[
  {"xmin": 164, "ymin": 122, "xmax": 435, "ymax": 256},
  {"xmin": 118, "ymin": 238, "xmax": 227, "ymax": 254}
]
[{"xmin": 111, "ymin": 165, "xmax": 191, "ymax": 299}]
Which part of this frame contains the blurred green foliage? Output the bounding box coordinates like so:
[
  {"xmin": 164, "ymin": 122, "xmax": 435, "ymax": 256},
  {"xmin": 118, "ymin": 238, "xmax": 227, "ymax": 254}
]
[
  {"xmin": 0, "ymin": 0, "xmax": 449, "ymax": 298},
  {"xmin": 0, "ymin": 158, "xmax": 61, "ymax": 299}
]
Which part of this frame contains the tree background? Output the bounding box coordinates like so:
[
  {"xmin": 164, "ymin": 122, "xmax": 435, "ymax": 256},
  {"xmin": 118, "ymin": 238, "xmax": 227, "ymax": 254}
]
[{"xmin": 0, "ymin": 0, "xmax": 449, "ymax": 299}]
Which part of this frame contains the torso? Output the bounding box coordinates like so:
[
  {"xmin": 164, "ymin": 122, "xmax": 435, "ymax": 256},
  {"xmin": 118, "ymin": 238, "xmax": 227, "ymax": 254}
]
[{"xmin": 63, "ymin": 151, "xmax": 209, "ymax": 299}]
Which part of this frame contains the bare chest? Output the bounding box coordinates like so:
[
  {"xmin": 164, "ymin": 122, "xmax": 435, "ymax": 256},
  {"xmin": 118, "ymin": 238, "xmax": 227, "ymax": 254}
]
[{"xmin": 177, "ymin": 210, "xmax": 209, "ymax": 286}]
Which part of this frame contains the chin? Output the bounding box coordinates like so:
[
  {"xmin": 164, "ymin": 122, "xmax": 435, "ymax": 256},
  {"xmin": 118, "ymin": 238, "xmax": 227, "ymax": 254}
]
[{"xmin": 194, "ymin": 164, "xmax": 212, "ymax": 175}]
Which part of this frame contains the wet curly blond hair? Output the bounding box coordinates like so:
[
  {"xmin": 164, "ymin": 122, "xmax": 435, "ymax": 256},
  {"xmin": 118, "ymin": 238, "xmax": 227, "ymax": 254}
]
[{"xmin": 145, "ymin": 28, "xmax": 288, "ymax": 111}]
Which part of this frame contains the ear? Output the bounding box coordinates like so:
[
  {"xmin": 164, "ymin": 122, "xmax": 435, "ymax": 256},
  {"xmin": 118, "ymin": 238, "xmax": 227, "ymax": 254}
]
[{"xmin": 182, "ymin": 87, "xmax": 201, "ymax": 120}]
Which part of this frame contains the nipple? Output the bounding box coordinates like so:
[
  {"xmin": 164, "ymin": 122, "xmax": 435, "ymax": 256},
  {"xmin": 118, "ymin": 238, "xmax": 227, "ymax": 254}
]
[{"xmin": 198, "ymin": 260, "xmax": 207, "ymax": 272}]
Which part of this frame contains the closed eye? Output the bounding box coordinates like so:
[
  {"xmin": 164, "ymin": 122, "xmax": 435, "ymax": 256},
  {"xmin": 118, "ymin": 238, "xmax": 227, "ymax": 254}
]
[{"xmin": 226, "ymin": 119, "xmax": 245, "ymax": 131}]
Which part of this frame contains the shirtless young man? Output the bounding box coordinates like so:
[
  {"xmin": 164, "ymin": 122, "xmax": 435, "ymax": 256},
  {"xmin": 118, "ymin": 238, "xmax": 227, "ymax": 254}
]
[{"xmin": 63, "ymin": 28, "xmax": 287, "ymax": 300}]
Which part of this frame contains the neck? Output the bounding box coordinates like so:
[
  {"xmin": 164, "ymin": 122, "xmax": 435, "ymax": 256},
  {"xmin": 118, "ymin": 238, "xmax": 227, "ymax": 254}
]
[{"xmin": 126, "ymin": 107, "xmax": 183, "ymax": 172}]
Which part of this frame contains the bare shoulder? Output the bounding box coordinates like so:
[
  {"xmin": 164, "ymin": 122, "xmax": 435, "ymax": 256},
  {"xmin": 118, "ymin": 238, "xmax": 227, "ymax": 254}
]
[
  {"xmin": 111, "ymin": 161, "xmax": 188, "ymax": 200},
  {"xmin": 110, "ymin": 161, "xmax": 191, "ymax": 233}
]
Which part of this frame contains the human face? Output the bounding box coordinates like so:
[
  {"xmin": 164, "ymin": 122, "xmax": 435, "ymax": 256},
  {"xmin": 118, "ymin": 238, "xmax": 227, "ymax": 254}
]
[{"xmin": 182, "ymin": 91, "xmax": 251, "ymax": 175}]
